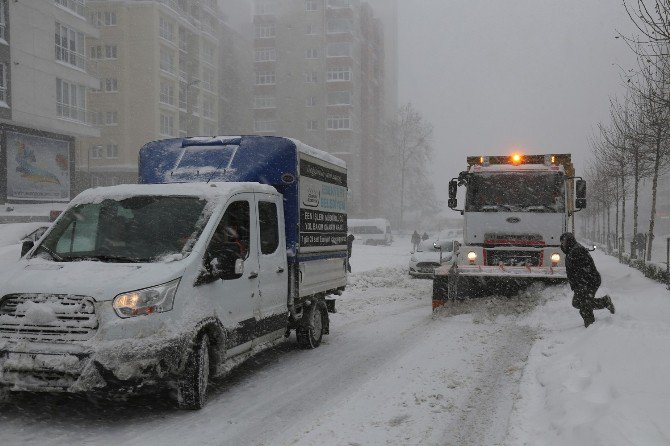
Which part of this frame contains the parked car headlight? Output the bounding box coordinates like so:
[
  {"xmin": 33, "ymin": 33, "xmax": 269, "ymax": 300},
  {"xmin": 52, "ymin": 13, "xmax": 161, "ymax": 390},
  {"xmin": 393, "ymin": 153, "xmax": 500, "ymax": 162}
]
[{"xmin": 113, "ymin": 278, "xmax": 180, "ymax": 318}]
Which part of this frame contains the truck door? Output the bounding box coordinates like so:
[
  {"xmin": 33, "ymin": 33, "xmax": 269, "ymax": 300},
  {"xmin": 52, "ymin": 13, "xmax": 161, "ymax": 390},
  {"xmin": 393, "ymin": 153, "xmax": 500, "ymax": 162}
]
[
  {"xmin": 200, "ymin": 196, "xmax": 259, "ymax": 355},
  {"xmin": 253, "ymin": 193, "xmax": 289, "ymax": 343}
]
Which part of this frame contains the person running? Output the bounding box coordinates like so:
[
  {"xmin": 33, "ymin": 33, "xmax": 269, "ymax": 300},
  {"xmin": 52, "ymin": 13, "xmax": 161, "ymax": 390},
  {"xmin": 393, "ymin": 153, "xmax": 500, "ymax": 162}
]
[{"xmin": 560, "ymin": 232, "xmax": 615, "ymax": 328}]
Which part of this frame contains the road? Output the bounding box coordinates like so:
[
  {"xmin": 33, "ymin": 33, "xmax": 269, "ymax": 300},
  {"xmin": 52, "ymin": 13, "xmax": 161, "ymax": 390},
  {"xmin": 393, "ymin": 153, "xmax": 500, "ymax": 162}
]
[{"xmin": 0, "ymin": 237, "xmax": 550, "ymax": 446}]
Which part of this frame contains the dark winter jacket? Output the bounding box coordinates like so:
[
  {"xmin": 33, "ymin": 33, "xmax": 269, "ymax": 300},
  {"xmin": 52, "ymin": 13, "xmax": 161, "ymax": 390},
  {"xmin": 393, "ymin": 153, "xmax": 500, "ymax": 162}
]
[
  {"xmin": 560, "ymin": 232, "xmax": 601, "ymax": 291},
  {"xmin": 347, "ymin": 234, "xmax": 355, "ymax": 258}
]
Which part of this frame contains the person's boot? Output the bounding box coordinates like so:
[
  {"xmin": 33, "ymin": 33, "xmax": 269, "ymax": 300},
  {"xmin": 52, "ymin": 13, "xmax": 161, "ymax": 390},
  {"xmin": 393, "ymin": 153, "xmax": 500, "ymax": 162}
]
[
  {"xmin": 603, "ymin": 295, "xmax": 615, "ymax": 314},
  {"xmin": 583, "ymin": 318, "xmax": 595, "ymax": 328}
]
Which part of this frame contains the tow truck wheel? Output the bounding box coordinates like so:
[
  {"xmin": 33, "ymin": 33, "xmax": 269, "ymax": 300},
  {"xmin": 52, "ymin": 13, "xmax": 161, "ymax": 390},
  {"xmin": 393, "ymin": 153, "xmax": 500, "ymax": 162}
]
[
  {"xmin": 297, "ymin": 302, "xmax": 326, "ymax": 349},
  {"xmin": 177, "ymin": 333, "xmax": 210, "ymax": 410}
]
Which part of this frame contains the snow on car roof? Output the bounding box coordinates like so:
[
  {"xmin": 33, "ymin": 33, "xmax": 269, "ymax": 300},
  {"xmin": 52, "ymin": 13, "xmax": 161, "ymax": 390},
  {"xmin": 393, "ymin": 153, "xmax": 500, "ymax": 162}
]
[
  {"xmin": 289, "ymin": 138, "xmax": 347, "ymax": 169},
  {"xmin": 72, "ymin": 182, "xmax": 278, "ymax": 205}
]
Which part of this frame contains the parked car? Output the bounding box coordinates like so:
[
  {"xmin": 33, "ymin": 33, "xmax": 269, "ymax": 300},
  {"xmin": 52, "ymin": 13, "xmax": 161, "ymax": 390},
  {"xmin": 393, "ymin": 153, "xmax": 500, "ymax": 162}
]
[{"xmin": 409, "ymin": 238, "xmax": 459, "ymax": 277}]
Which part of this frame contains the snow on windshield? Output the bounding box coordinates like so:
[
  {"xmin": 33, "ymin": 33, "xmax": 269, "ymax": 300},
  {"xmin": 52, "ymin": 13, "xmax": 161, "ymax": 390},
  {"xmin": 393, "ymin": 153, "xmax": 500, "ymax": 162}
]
[{"xmin": 465, "ymin": 172, "xmax": 566, "ymax": 213}]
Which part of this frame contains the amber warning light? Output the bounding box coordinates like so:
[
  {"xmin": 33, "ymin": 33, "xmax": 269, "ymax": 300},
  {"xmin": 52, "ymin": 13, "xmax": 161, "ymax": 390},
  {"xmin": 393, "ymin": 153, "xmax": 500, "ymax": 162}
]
[{"xmin": 511, "ymin": 153, "xmax": 522, "ymax": 164}]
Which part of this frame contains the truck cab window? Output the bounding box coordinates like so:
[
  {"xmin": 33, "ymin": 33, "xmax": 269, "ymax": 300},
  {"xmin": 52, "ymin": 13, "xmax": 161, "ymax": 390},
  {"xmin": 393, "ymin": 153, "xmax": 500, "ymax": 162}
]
[
  {"xmin": 259, "ymin": 201, "xmax": 279, "ymax": 254},
  {"xmin": 211, "ymin": 200, "xmax": 251, "ymax": 260}
]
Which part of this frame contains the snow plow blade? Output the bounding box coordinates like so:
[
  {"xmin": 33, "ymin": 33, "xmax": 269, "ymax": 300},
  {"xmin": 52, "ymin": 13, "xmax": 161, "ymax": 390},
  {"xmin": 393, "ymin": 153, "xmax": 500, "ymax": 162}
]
[{"xmin": 432, "ymin": 264, "xmax": 567, "ymax": 309}]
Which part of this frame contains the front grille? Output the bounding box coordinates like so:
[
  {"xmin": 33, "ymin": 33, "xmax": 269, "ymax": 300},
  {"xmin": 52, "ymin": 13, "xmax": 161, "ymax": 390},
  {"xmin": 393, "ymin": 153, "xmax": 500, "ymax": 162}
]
[
  {"xmin": 485, "ymin": 250, "xmax": 542, "ymax": 267},
  {"xmin": 0, "ymin": 294, "xmax": 98, "ymax": 343},
  {"xmin": 484, "ymin": 233, "xmax": 544, "ymax": 246},
  {"xmin": 416, "ymin": 262, "xmax": 440, "ymax": 269}
]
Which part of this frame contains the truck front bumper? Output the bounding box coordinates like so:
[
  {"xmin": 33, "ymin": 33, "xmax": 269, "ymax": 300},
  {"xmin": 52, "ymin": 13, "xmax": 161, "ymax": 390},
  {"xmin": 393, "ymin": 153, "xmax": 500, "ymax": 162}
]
[
  {"xmin": 434, "ymin": 264, "xmax": 567, "ymax": 279},
  {"xmin": 0, "ymin": 334, "xmax": 189, "ymax": 393}
]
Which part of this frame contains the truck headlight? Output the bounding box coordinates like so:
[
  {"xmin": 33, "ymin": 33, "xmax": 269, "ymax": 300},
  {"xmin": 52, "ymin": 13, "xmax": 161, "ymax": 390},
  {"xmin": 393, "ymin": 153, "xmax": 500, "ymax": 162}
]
[
  {"xmin": 467, "ymin": 251, "xmax": 477, "ymax": 264},
  {"xmin": 113, "ymin": 278, "xmax": 180, "ymax": 318},
  {"xmin": 551, "ymin": 253, "xmax": 560, "ymax": 266}
]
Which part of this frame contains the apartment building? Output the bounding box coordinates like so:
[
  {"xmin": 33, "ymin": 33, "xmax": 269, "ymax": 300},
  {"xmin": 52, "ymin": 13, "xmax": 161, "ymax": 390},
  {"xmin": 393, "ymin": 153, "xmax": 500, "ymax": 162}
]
[
  {"xmin": 81, "ymin": 0, "xmax": 223, "ymax": 189},
  {"xmin": 0, "ymin": 0, "xmax": 100, "ymax": 203},
  {"xmin": 251, "ymin": 0, "xmax": 390, "ymax": 215},
  {"xmin": 219, "ymin": 19, "xmax": 253, "ymax": 135}
]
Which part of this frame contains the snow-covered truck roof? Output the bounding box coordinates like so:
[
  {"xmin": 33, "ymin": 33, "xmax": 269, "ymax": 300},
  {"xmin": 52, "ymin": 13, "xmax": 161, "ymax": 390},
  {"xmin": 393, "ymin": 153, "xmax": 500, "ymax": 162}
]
[{"xmin": 466, "ymin": 153, "xmax": 574, "ymax": 177}]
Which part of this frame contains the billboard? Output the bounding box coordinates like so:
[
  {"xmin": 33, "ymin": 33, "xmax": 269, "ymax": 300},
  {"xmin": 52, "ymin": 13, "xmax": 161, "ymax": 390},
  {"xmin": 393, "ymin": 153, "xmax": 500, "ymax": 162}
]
[{"xmin": 5, "ymin": 131, "xmax": 71, "ymax": 202}]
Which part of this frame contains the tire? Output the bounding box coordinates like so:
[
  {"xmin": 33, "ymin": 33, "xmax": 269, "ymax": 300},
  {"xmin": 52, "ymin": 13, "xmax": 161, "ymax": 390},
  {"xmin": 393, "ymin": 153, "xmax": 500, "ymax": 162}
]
[
  {"xmin": 296, "ymin": 302, "xmax": 325, "ymax": 349},
  {"xmin": 177, "ymin": 333, "xmax": 210, "ymax": 410}
]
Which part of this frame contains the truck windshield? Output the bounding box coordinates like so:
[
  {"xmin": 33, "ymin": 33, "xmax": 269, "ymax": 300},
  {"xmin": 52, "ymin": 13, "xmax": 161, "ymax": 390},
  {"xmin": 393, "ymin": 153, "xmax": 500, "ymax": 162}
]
[
  {"xmin": 465, "ymin": 172, "xmax": 565, "ymax": 213},
  {"xmin": 35, "ymin": 196, "xmax": 209, "ymax": 263}
]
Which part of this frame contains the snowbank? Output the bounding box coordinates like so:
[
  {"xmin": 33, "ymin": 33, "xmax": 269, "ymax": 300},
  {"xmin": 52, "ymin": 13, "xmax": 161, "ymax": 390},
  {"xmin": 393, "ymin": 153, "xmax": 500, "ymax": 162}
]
[{"xmin": 506, "ymin": 251, "xmax": 670, "ymax": 446}]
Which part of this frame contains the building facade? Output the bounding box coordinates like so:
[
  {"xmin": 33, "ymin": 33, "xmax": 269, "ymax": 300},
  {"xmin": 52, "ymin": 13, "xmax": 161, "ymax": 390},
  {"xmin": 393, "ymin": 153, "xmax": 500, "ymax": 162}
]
[
  {"xmin": 219, "ymin": 20, "xmax": 253, "ymax": 135},
  {"xmin": 1, "ymin": 0, "xmax": 100, "ymax": 203},
  {"xmin": 251, "ymin": 0, "xmax": 390, "ymax": 215},
  {"xmin": 81, "ymin": 0, "xmax": 223, "ymax": 189}
]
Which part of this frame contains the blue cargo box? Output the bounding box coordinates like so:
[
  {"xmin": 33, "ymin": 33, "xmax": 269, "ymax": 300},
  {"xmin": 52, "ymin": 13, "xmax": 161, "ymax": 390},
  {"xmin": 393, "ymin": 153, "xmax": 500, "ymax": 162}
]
[{"xmin": 138, "ymin": 136, "xmax": 348, "ymax": 263}]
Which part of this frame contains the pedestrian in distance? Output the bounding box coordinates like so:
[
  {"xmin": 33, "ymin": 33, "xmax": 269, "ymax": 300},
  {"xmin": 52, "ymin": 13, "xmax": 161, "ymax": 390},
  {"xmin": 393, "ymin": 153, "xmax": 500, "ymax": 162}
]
[
  {"xmin": 421, "ymin": 232, "xmax": 429, "ymax": 241},
  {"xmin": 560, "ymin": 232, "xmax": 615, "ymax": 328},
  {"xmin": 635, "ymin": 232, "xmax": 646, "ymax": 259},
  {"xmin": 346, "ymin": 233, "xmax": 355, "ymax": 273},
  {"xmin": 411, "ymin": 230, "xmax": 420, "ymax": 252}
]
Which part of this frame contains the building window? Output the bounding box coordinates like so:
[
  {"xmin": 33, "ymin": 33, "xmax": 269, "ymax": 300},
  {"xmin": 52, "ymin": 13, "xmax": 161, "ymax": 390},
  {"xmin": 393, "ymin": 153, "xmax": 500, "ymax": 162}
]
[
  {"xmin": 201, "ymin": 67, "xmax": 215, "ymax": 92},
  {"xmin": 327, "ymin": 42, "xmax": 352, "ymax": 57},
  {"xmin": 0, "ymin": 63, "xmax": 7, "ymax": 105},
  {"xmin": 160, "ymin": 47, "xmax": 175, "ymax": 74},
  {"xmin": 327, "ymin": 115, "xmax": 351, "ymax": 130},
  {"xmin": 90, "ymin": 145, "xmax": 103, "ymax": 159},
  {"xmin": 55, "ymin": 22, "xmax": 86, "ymax": 69},
  {"xmin": 255, "ymin": 47, "xmax": 276, "ymax": 62},
  {"xmin": 160, "ymin": 113, "xmax": 175, "ymax": 136},
  {"xmin": 304, "ymin": 71, "xmax": 318, "ymax": 83},
  {"xmin": 91, "ymin": 11, "xmax": 117, "ymax": 27},
  {"xmin": 105, "ymin": 45, "xmax": 118, "ymax": 59},
  {"xmin": 305, "ymin": 0, "xmax": 319, "ymax": 12},
  {"xmin": 254, "ymin": 24, "xmax": 276, "ymax": 38},
  {"xmin": 160, "ymin": 80, "xmax": 175, "ymax": 105},
  {"xmin": 255, "ymin": 71, "xmax": 275, "ymax": 85},
  {"xmin": 305, "ymin": 24, "xmax": 318, "ymax": 35},
  {"xmin": 56, "ymin": 78, "xmax": 87, "ymax": 122},
  {"xmin": 306, "ymin": 96, "xmax": 317, "ymax": 107},
  {"xmin": 202, "ymin": 41, "xmax": 215, "ymax": 64},
  {"xmin": 106, "ymin": 144, "xmax": 119, "ymax": 158},
  {"xmin": 202, "ymin": 96, "xmax": 214, "ymax": 119},
  {"xmin": 327, "ymin": 0, "xmax": 351, "ymax": 7},
  {"xmin": 255, "ymin": 0, "xmax": 275, "ymax": 15},
  {"xmin": 104, "ymin": 78, "xmax": 118, "ymax": 92},
  {"xmin": 254, "ymin": 96, "xmax": 276, "ymax": 109},
  {"xmin": 307, "ymin": 120, "xmax": 319, "ymax": 131},
  {"xmin": 203, "ymin": 122, "xmax": 216, "ymax": 135},
  {"xmin": 305, "ymin": 48, "xmax": 319, "ymax": 59},
  {"xmin": 254, "ymin": 119, "xmax": 276, "ymax": 133},
  {"xmin": 55, "ymin": 0, "xmax": 86, "ymax": 17},
  {"xmin": 0, "ymin": 2, "xmax": 6, "ymax": 41},
  {"xmin": 105, "ymin": 111, "xmax": 118, "ymax": 125},
  {"xmin": 159, "ymin": 17, "xmax": 174, "ymax": 42},
  {"xmin": 90, "ymin": 111, "xmax": 103, "ymax": 125},
  {"xmin": 327, "ymin": 66, "xmax": 352, "ymax": 82},
  {"xmin": 90, "ymin": 46, "xmax": 102, "ymax": 59},
  {"xmin": 327, "ymin": 90, "xmax": 352, "ymax": 106},
  {"xmin": 327, "ymin": 18, "xmax": 352, "ymax": 34}
]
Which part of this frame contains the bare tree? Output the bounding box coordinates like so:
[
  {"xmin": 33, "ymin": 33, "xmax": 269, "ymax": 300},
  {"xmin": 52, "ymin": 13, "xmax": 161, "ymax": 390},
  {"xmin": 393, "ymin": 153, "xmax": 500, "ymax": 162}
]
[{"xmin": 386, "ymin": 103, "xmax": 434, "ymax": 229}]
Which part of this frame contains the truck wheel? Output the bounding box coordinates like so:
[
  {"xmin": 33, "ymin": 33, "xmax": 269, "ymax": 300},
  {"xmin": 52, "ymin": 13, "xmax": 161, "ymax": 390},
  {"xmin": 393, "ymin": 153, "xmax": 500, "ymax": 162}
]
[
  {"xmin": 177, "ymin": 333, "xmax": 210, "ymax": 410},
  {"xmin": 297, "ymin": 302, "xmax": 325, "ymax": 349}
]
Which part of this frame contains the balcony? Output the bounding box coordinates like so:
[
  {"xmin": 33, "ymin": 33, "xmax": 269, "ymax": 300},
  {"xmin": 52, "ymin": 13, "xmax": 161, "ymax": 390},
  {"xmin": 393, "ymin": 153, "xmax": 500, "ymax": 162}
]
[{"xmin": 55, "ymin": 0, "xmax": 87, "ymax": 18}]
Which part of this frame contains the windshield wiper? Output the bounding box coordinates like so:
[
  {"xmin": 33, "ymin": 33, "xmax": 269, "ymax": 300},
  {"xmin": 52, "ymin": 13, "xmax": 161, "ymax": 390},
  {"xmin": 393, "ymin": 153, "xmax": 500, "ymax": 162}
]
[
  {"xmin": 77, "ymin": 254, "xmax": 142, "ymax": 263},
  {"xmin": 523, "ymin": 205, "xmax": 554, "ymax": 212},
  {"xmin": 33, "ymin": 244, "xmax": 64, "ymax": 262}
]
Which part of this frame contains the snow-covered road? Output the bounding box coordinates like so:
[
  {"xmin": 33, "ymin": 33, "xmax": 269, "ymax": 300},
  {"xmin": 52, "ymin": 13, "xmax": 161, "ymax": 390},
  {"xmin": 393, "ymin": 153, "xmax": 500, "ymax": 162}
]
[{"xmin": 1, "ymin": 232, "xmax": 669, "ymax": 445}]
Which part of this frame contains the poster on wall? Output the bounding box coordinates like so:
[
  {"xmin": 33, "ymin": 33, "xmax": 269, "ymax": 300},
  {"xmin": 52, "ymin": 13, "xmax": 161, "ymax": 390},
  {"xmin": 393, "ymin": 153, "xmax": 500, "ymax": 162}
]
[{"xmin": 5, "ymin": 131, "xmax": 71, "ymax": 202}]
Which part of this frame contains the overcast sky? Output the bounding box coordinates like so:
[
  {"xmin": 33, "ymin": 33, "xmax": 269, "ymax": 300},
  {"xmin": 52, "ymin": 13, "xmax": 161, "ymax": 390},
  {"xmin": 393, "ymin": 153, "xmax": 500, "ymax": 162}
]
[{"xmin": 397, "ymin": 0, "xmax": 639, "ymax": 191}]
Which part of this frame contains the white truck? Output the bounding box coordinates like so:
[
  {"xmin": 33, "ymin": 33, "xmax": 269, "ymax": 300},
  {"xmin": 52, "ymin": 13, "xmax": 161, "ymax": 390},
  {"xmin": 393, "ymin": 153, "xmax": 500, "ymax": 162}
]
[
  {"xmin": 347, "ymin": 218, "xmax": 393, "ymax": 245},
  {"xmin": 432, "ymin": 153, "xmax": 586, "ymax": 308},
  {"xmin": 0, "ymin": 136, "xmax": 348, "ymax": 409}
]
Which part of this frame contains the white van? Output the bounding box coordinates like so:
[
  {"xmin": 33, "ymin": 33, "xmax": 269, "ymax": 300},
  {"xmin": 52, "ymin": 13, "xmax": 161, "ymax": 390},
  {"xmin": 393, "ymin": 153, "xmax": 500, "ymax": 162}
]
[{"xmin": 347, "ymin": 218, "xmax": 393, "ymax": 245}]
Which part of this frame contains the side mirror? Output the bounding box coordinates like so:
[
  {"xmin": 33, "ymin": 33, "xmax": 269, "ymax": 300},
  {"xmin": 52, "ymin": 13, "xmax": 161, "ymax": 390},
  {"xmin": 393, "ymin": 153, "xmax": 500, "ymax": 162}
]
[
  {"xmin": 448, "ymin": 180, "xmax": 458, "ymax": 209},
  {"xmin": 21, "ymin": 240, "xmax": 34, "ymax": 258},
  {"xmin": 576, "ymin": 179, "xmax": 587, "ymax": 209}
]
